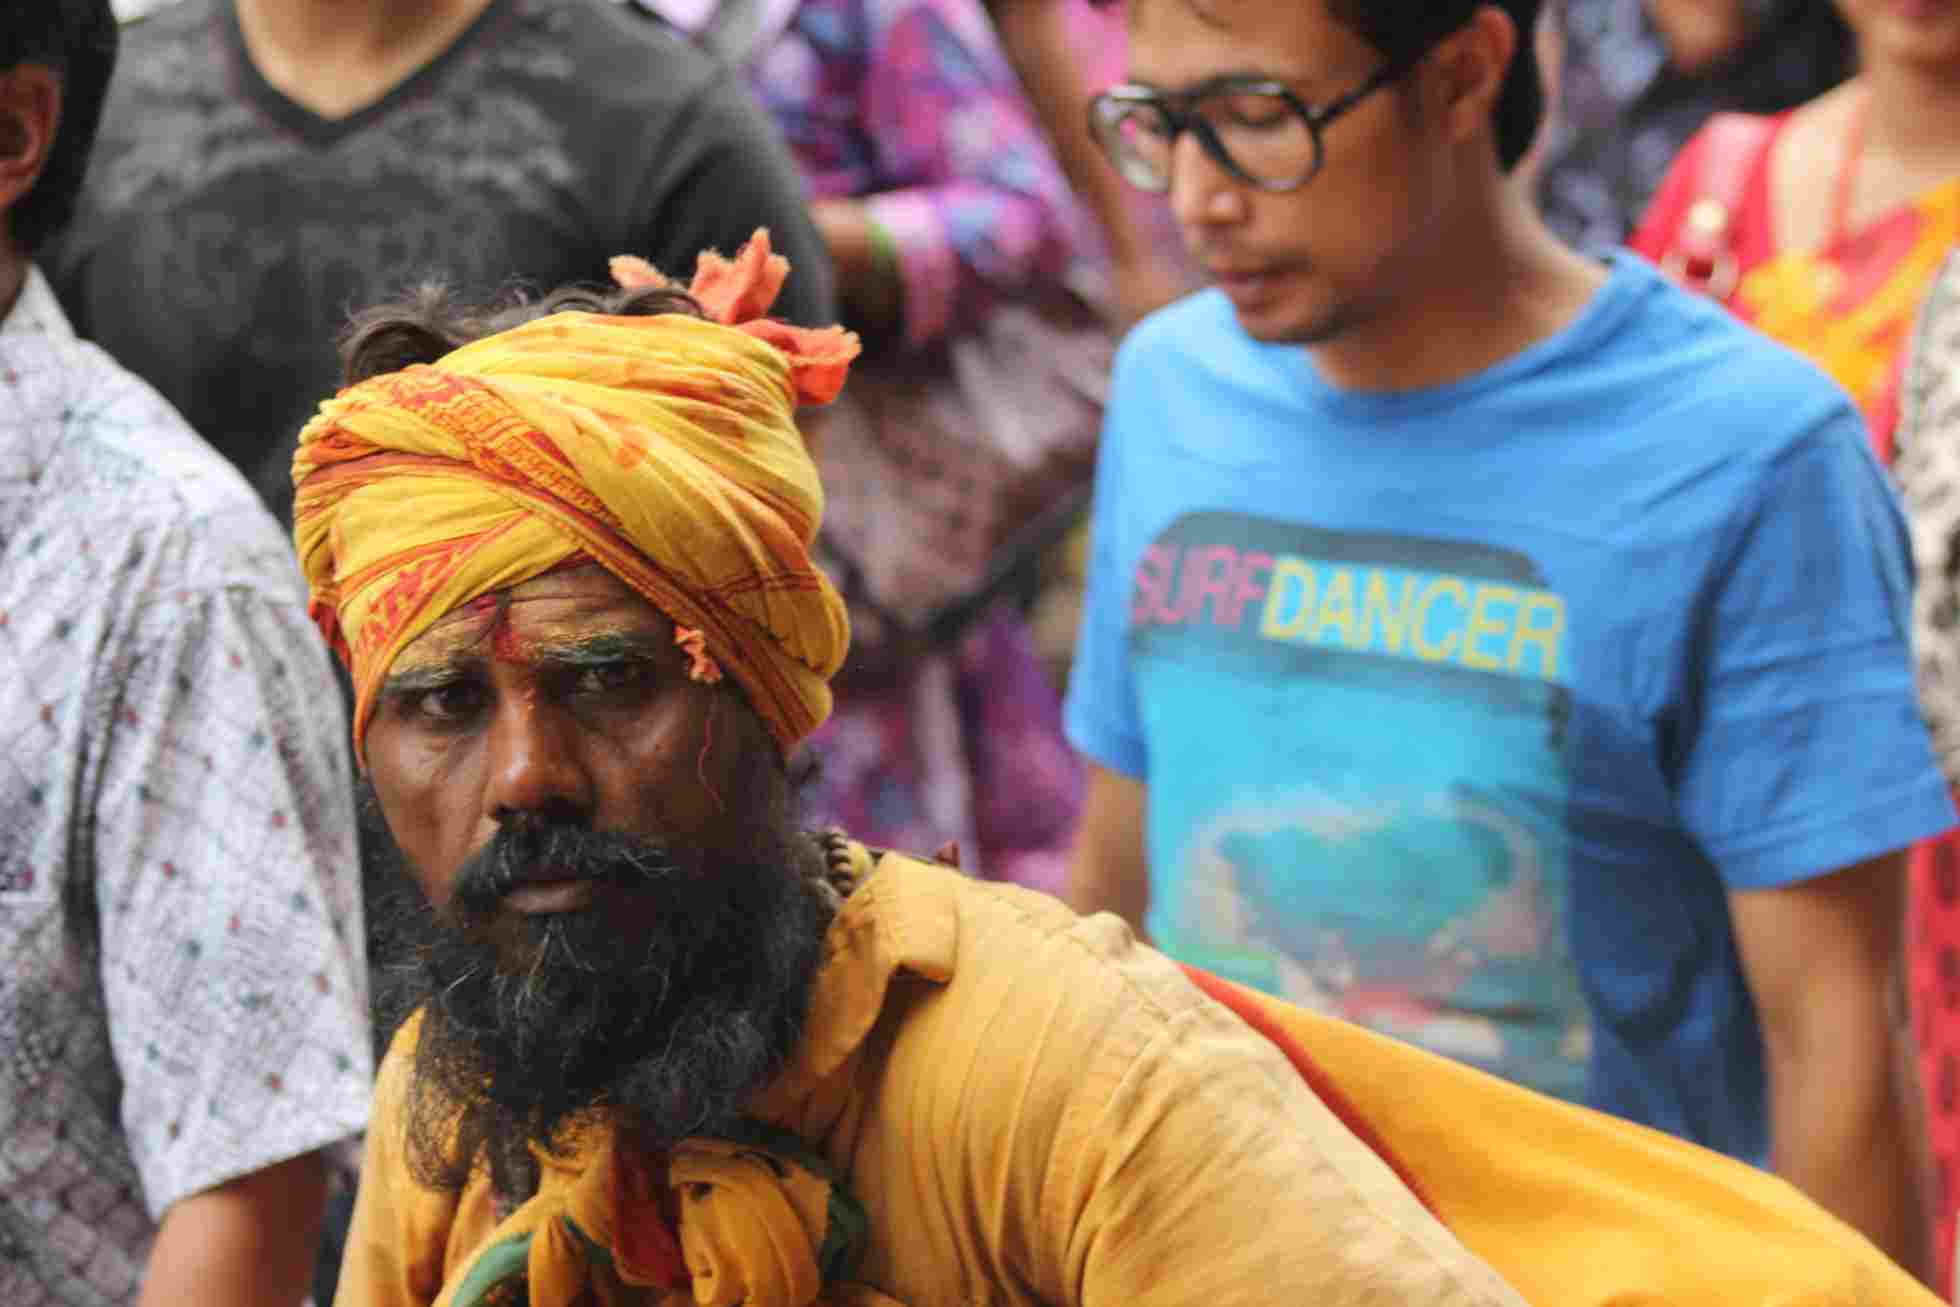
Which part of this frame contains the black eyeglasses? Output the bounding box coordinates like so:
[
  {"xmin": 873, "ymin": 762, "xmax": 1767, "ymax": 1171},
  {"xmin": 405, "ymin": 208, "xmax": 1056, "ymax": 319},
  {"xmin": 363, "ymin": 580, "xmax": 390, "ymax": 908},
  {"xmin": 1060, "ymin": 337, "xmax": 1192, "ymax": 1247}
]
[
  {"xmin": 1087, "ymin": 64, "xmax": 1407, "ymax": 195},
  {"xmin": 1105, "ymin": 7, "xmax": 1513, "ymax": 199}
]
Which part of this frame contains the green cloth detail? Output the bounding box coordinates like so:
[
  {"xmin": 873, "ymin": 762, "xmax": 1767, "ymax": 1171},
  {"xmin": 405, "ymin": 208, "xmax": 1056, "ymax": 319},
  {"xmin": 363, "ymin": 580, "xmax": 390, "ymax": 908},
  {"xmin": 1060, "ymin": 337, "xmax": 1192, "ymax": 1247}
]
[
  {"xmin": 707, "ymin": 1118, "xmax": 870, "ymax": 1282},
  {"xmin": 863, "ymin": 215, "xmax": 901, "ymax": 287},
  {"xmin": 564, "ymin": 1214, "xmax": 616, "ymax": 1273},
  {"xmin": 862, "ymin": 213, "xmax": 905, "ymax": 328},
  {"xmin": 817, "ymin": 1179, "xmax": 871, "ymax": 1283},
  {"xmin": 450, "ymin": 1231, "xmax": 533, "ymax": 1307}
]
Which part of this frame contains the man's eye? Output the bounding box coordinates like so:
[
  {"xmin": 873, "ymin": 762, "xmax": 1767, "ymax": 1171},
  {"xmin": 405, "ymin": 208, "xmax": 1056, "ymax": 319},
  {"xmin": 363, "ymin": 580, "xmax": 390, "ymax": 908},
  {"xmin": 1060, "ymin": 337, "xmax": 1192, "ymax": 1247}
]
[
  {"xmin": 571, "ymin": 660, "xmax": 653, "ymax": 698},
  {"xmin": 404, "ymin": 682, "xmax": 488, "ymax": 724},
  {"xmin": 1217, "ymin": 95, "xmax": 1291, "ymax": 130}
]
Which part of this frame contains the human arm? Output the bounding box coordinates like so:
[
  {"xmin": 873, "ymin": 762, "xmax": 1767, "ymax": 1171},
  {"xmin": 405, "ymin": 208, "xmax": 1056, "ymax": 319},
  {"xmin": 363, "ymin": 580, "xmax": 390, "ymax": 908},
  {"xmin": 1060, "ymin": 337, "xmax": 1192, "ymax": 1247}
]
[
  {"xmin": 89, "ymin": 503, "xmax": 373, "ymax": 1296},
  {"xmin": 1669, "ymin": 397, "xmax": 1953, "ymax": 1280},
  {"xmin": 982, "ymin": 0, "xmax": 1184, "ymax": 328},
  {"xmin": 810, "ymin": 197, "xmax": 903, "ymax": 337},
  {"xmin": 1062, "ymin": 336, "xmax": 1154, "ymax": 927},
  {"xmin": 943, "ymin": 913, "xmax": 1530, "ymax": 1305},
  {"xmin": 139, "ymin": 1153, "xmax": 329, "ymax": 1307},
  {"xmin": 1729, "ymin": 854, "xmax": 1931, "ymax": 1282},
  {"xmin": 838, "ymin": 0, "xmax": 1079, "ymax": 347},
  {"xmin": 1893, "ymin": 253, "xmax": 1960, "ymax": 778},
  {"xmin": 1066, "ymin": 762, "xmax": 1150, "ymax": 930}
]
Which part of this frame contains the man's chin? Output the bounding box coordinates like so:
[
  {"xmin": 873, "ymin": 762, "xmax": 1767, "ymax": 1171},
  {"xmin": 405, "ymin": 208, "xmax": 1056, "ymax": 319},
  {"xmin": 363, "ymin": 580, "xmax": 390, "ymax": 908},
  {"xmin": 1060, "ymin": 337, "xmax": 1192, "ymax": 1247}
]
[{"xmin": 1228, "ymin": 299, "xmax": 1352, "ymax": 347}]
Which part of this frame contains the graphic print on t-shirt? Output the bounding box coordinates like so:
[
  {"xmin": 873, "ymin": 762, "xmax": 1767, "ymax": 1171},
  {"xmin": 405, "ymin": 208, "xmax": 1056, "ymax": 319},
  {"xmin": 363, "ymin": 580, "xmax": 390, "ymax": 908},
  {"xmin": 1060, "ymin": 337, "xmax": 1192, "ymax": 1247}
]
[{"xmin": 1131, "ymin": 511, "xmax": 1589, "ymax": 1097}]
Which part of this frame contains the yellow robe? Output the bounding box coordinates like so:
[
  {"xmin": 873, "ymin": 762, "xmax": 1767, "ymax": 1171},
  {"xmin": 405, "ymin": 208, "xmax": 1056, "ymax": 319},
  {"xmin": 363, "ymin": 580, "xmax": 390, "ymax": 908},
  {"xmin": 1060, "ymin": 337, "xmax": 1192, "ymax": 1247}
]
[{"xmin": 334, "ymin": 850, "xmax": 1936, "ymax": 1307}]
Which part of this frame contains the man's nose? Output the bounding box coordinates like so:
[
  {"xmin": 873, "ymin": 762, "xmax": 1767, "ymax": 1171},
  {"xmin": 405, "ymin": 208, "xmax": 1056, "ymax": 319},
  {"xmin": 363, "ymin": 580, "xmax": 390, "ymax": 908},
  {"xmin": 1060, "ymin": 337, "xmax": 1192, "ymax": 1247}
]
[
  {"xmin": 1167, "ymin": 130, "xmax": 1249, "ymax": 232},
  {"xmin": 482, "ymin": 694, "xmax": 596, "ymax": 824}
]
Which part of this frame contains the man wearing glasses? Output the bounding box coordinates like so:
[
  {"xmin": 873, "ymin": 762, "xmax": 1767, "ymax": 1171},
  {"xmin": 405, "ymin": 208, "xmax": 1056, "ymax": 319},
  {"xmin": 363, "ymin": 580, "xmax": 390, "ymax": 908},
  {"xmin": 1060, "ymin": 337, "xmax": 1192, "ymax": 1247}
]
[{"xmin": 1064, "ymin": 0, "xmax": 1948, "ymax": 1281}]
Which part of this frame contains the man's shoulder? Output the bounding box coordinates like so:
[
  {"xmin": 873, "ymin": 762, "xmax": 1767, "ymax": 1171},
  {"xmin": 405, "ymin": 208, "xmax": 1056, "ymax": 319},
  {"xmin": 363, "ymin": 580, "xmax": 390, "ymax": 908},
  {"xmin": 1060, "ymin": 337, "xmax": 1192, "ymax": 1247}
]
[
  {"xmin": 64, "ymin": 0, "xmax": 238, "ymax": 242},
  {"xmin": 511, "ymin": 0, "xmax": 721, "ymax": 109},
  {"xmin": 1115, "ymin": 289, "xmax": 1254, "ymax": 379},
  {"xmin": 99, "ymin": 0, "xmax": 226, "ymax": 101},
  {"xmin": 1102, "ymin": 290, "xmax": 1297, "ymax": 466},
  {"xmin": 859, "ymin": 852, "xmax": 1220, "ymax": 1041},
  {"xmin": 117, "ymin": 0, "xmax": 222, "ymax": 48},
  {"xmin": 1112, "ymin": 260, "xmax": 1855, "ymax": 437},
  {"xmin": 8, "ymin": 332, "xmax": 299, "ymax": 597},
  {"xmin": 1583, "ymin": 256, "xmax": 1858, "ymax": 446}
]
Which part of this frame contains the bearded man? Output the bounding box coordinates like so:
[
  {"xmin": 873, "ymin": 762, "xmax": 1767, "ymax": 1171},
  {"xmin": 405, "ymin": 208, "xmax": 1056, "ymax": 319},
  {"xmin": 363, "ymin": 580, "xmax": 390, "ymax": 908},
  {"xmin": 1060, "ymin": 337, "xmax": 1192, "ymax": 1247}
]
[{"xmin": 305, "ymin": 234, "xmax": 1940, "ymax": 1307}]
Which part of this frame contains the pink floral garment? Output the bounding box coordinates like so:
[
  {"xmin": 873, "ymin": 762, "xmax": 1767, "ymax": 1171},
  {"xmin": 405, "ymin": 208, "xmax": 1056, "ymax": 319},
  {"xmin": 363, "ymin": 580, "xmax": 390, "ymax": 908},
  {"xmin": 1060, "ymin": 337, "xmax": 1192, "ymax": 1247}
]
[
  {"xmin": 750, "ymin": 0, "xmax": 1080, "ymax": 345},
  {"xmin": 805, "ymin": 612, "xmax": 1083, "ymax": 895},
  {"xmin": 733, "ymin": 0, "xmax": 1087, "ymax": 886}
]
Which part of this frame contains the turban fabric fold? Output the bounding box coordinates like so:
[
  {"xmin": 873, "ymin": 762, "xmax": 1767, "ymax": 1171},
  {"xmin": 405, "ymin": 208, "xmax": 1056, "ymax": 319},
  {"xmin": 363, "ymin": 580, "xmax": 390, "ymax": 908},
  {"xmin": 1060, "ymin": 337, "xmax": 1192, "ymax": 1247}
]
[{"xmin": 292, "ymin": 231, "xmax": 859, "ymax": 760}]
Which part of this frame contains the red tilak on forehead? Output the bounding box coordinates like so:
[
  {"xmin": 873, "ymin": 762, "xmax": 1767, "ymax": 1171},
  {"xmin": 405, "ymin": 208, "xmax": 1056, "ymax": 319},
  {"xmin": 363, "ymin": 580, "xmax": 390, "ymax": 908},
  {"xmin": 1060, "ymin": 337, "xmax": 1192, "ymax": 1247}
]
[{"xmin": 464, "ymin": 591, "xmax": 524, "ymax": 662}]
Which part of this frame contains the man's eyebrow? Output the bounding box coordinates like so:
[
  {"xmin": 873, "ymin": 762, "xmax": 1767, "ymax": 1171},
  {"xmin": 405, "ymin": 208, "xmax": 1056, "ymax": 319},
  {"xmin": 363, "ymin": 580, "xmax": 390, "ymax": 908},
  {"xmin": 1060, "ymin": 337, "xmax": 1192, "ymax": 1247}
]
[
  {"xmin": 379, "ymin": 659, "xmax": 476, "ymax": 698},
  {"xmin": 1127, "ymin": 68, "xmax": 1305, "ymax": 95},
  {"xmin": 529, "ymin": 630, "xmax": 674, "ymax": 668},
  {"xmin": 376, "ymin": 630, "xmax": 672, "ymax": 697}
]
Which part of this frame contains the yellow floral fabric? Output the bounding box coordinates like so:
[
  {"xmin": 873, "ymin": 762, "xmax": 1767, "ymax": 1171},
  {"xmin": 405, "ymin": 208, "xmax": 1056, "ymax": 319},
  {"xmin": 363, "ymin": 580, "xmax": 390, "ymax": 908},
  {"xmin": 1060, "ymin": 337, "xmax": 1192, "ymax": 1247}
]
[
  {"xmin": 290, "ymin": 231, "xmax": 859, "ymax": 759},
  {"xmin": 1734, "ymin": 178, "xmax": 1960, "ymax": 443}
]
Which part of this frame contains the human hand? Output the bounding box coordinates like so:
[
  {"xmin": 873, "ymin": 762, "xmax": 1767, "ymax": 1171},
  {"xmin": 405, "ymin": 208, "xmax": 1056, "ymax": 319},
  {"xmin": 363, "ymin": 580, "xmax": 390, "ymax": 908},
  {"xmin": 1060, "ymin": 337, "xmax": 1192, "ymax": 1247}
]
[{"xmin": 811, "ymin": 197, "xmax": 904, "ymax": 337}]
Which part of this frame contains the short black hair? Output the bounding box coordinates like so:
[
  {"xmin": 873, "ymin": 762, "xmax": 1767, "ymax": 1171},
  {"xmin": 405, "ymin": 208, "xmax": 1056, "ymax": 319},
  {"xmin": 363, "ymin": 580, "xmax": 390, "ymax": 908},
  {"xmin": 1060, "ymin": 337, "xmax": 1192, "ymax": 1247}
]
[
  {"xmin": 1325, "ymin": 0, "xmax": 1544, "ymax": 172},
  {"xmin": 340, "ymin": 279, "xmax": 708, "ymax": 386},
  {"xmin": 1094, "ymin": 0, "xmax": 1547, "ymax": 174},
  {"xmin": 0, "ymin": 0, "xmax": 118, "ymax": 255}
]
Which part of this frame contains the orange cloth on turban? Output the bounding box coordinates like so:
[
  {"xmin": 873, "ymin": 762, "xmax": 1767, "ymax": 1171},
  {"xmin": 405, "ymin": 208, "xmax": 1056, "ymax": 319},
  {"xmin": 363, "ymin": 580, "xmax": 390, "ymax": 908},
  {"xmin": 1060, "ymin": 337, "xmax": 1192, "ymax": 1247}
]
[{"xmin": 291, "ymin": 231, "xmax": 859, "ymax": 759}]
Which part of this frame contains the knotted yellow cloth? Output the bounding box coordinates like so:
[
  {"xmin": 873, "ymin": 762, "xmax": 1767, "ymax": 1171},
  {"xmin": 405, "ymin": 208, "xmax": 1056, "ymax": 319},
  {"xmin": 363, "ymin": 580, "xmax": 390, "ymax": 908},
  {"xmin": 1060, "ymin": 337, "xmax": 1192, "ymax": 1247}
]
[
  {"xmin": 429, "ymin": 1118, "xmax": 872, "ymax": 1307},
  {"xmin": 291, "ymin": 230, "xmax": 860, "ymax": 759}
]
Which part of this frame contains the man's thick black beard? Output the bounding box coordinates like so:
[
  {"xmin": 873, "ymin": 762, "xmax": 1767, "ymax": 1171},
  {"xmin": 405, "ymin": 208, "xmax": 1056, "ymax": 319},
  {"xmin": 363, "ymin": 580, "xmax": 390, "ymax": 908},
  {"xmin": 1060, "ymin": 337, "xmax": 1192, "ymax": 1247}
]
[{"xmin": 367, "ymin": 794, "xmax": 835, "ymax": 1202}]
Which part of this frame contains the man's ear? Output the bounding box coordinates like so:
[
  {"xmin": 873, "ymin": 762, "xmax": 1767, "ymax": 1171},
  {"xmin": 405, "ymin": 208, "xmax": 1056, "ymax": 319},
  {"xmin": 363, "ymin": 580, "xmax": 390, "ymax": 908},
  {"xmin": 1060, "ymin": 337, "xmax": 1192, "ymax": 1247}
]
[
  {"xmin": 1420, "ymin": 6, "xmax": 1517, "ymax": 156},
  {"xmin": 0, "ymin": 64, "xmax": 63, "ymax": 220}
]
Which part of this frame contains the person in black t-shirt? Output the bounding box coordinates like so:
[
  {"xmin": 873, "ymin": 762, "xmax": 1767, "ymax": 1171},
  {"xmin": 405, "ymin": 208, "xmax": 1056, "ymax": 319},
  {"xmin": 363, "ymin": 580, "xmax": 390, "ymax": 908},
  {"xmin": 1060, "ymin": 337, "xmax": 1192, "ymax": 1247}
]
[{"xmin": 51, "ymin": 0, "xmax": 835, "ymax": 525}]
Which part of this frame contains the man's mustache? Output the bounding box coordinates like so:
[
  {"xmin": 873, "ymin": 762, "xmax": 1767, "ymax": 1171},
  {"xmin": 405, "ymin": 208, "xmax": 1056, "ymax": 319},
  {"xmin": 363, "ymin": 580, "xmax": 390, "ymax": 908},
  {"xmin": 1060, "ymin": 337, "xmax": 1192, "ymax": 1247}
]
[{"xmin": 450, "ymin": 818, "xmax": 685, "ymax": 919}]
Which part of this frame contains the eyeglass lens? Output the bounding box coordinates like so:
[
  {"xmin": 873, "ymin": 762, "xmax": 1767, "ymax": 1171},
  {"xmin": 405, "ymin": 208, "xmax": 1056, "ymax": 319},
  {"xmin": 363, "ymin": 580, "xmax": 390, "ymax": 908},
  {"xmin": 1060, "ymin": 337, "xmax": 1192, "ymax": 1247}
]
[{"xmin": 1100, "ymin": 90, "xmax": 1322, "ymax": 192}]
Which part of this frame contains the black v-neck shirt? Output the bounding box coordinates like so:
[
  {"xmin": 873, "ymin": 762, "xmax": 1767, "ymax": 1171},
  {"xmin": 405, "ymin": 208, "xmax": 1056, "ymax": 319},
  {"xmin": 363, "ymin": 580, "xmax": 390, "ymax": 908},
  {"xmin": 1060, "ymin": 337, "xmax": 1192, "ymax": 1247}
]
[{"xmin": 52, "ymin": 0, "xmax": 835, "ymax": 523}]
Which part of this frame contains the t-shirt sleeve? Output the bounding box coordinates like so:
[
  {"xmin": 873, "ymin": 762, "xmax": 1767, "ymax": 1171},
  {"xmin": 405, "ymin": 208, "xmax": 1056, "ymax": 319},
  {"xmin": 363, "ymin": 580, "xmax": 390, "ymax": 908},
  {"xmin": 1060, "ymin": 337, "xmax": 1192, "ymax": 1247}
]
[
  {"xmin": 94, "ymin": 579, "xmax": 373, "ymax": 1219},
  {"xmin": 1674, "ymin": 405, "xmax": 1956, "ymax": 889},
  {"xmin": 630, "ymin": 78, "xmax": 838, "ymax": 329},
  {"xmin": 1062, "ymin": 347, "xmax": 1147, "ymax": 778}
]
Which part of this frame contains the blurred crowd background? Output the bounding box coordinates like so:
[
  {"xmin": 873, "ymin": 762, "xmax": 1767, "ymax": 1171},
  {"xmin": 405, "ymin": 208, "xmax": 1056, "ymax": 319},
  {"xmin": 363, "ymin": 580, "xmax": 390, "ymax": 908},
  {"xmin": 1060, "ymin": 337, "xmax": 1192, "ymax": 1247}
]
[{"xmin": 13, "ymin": 0, "xmax": 1960, "ymax": 1302}]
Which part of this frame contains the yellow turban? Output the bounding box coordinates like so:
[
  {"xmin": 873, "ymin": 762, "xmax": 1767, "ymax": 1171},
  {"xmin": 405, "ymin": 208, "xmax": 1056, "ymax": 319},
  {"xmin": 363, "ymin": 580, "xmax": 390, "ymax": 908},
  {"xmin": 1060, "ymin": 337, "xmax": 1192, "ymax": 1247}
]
[{"xmin": 292, "ymin": 231, "xmax": 859, "ymax": 762}]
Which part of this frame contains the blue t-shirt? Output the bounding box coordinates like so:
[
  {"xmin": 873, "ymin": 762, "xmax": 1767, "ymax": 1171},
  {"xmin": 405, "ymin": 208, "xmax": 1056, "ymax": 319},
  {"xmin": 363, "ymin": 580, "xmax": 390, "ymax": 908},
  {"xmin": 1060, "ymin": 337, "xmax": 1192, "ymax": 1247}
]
[{"xmin": 1065, "ymin": 254, "xmax": 1954, "ymax": 1157}]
